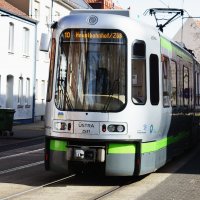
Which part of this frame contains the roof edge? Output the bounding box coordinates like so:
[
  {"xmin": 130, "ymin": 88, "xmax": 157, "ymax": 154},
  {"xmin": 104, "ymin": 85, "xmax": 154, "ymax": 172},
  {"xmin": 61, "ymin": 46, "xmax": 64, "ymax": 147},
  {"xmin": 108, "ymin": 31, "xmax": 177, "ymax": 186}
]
[{"xmin": 0, "ymin": 7, "xmax": 37, "ymax": 24}]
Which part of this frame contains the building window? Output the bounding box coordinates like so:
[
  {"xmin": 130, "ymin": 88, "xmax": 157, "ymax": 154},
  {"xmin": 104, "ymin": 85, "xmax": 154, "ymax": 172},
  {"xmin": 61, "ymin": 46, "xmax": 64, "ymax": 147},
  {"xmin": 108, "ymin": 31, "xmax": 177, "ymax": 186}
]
[
  {"xmin": 8, "ymin": 22, "xmax": 14, "ymax": 53},
  {"xmin": 25, "ymin": 78, "xmax": 30, "ymax": 105},
  {"xmin": 150, "ymin": 54, "xmax": 159, "ymax": 105},
  {"xmin": 6, "ymin": 75, "xmax": 14, "ymax": 108},
  {"xmin": 35, "ymin": 79, "xmax": 38, "ymax": 100},
  {"xmin": 55, "ymin": 11, "xmax": 60, "ymax": 21},
  {"xmin": 45, "ymin": 6, "xmax": 51, "ymax": 27},
  {"xmin": 18, "ymin": 76, "xmax": 23, "ymax": 105},
  {"xmin": 33, "ymin": 0, "xmax": 40, "ymax": 20},
  {"xmin": 41, "ymin": 80, "xmax": 45, "ymax": 100},
  {"xmin": 22, "ymin": 27, "xmax": 30, "ymax": 56}
]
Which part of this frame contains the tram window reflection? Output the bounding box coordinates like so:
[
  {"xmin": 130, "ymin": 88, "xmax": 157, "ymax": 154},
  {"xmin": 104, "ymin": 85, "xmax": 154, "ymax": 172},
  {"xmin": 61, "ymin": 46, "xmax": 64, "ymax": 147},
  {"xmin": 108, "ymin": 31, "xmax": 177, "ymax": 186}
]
[
  {"xmin": 171, "ymin": 61, "xmax": 177, "ymax": 107},
  {"xmin": 132, "ymin": 40, "xmax": 146, "ymax": 105},
  {"xmin": 132, "ymin": 59, "xmax": 146, "ymax": 104}
]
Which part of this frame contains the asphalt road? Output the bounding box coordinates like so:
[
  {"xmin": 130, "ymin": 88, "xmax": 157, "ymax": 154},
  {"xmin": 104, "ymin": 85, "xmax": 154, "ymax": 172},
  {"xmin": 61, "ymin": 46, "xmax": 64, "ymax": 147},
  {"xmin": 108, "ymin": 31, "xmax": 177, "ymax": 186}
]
[{"xmin": 0, "ymin": 121, "xmax": 199, "ymax": 200}]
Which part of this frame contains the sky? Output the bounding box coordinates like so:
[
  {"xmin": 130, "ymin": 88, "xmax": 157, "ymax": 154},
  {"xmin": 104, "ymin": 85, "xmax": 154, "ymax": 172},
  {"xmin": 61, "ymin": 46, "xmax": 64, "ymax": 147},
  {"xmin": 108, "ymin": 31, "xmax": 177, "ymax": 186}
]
[{"xmin": 113, "ymin": 0, "xmax": 199, "ymax": 38}]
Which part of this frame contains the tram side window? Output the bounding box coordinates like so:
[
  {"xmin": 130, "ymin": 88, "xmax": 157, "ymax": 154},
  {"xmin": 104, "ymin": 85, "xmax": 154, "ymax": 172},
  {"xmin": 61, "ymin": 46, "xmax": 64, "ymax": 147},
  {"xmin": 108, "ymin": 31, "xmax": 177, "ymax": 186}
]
[
  {"xmin": 0, "ymin": 75, "xmax": 1, "ymax": 107},
  {"xmin": 198, "ymin": 73, "xmax": 200, "ymax": 105},
  {"xmin": 171, "ymin": 61, "xmax": 177, "ymax": 106},
  {"xmin": 183, "ymin": 66, "xmax": 189, "ymax": 106},
  {"xmin": 162, "ymin": 56, "xmax": 171, "ymax": 107},
  {"xmin": 150, "ymin": 54, "xmax": 159, "ymax": 105},
  {"xmin": 132, "ymin": 40, "xmax": 146, "ymax": 104},
  {"xmin": 196, "ymin": 72, "xmax": 200, "ymax": 105},
  {"xmin": 47, "ymin": 38, "xmax": 56, "ymax": 102}
]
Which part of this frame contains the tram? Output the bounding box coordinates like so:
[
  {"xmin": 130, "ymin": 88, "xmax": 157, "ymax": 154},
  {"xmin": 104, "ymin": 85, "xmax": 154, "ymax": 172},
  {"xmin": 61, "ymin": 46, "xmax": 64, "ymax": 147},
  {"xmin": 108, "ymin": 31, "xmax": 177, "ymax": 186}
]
[{"xmin": 42, "ymin": 10, "xmax": 200, "ymax": 176}]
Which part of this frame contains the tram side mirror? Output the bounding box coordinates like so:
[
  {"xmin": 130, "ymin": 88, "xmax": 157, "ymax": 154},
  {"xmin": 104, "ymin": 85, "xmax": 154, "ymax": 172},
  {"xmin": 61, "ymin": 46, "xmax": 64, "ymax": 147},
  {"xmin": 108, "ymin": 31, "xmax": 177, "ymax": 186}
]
[{"xmin": 40, "ymin": 33, "xmax": 50, "ymax": 52}]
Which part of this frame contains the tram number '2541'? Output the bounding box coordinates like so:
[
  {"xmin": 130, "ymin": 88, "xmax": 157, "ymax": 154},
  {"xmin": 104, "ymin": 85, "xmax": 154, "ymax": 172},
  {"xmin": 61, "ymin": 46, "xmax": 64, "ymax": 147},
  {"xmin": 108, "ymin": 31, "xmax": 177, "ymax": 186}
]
[{"xmin": 82, "ymin": 130, "xmax": 90, "ymax": 133}]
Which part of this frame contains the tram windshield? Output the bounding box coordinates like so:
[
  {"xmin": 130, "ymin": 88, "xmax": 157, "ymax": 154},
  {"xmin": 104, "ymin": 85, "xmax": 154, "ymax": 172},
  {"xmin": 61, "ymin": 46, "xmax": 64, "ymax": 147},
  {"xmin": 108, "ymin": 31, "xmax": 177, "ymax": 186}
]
[{"xmin": 55, "ymin": 29, "xmax": 127, "ymax": 112}]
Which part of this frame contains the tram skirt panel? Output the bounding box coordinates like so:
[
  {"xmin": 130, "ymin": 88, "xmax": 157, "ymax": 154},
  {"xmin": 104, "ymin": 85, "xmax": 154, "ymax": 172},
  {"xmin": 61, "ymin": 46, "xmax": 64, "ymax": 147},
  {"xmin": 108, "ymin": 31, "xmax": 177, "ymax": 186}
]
[
  {"xmin": 105, "ymin": 143, "xmax": 136, "ymax": 176},
  {"xmin": 139, "ymin": 148, "xmax": 167, "ymax": 175},
  {"xmin": 49, "ymin": 140, "xmax": 69, "ymax": 172}
]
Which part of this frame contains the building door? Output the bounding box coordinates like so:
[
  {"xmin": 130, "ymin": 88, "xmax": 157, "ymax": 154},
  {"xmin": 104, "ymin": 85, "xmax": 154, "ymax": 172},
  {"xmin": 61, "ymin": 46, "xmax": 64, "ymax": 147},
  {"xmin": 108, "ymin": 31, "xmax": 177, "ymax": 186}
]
[{"xmin": 6, "ymin": 75, "xmax": 14, "ymax": 108}]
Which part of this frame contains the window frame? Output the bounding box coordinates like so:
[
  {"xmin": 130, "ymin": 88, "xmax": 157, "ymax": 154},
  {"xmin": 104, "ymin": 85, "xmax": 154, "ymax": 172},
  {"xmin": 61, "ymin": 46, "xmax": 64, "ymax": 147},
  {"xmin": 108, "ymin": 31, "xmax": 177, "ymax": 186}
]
[
  {"xmin": 131, "ymin": 40, "xmax": 146, "ymax": 105},
  {"xmin": 25, "ymin": 78, "xmax": 30, "ymax": 105},
  {"xmin": 8, "ymin": 22, "xmax": 14, "ymax": 53},
  {"xmin": 18, "ymin": 76, "xmax": 23, "ymax": 106},
  {"xmin": 183, "ymin": 66, "xmax": 189, "ymax": 107},
  {"xmin": 47, "ymin": 38, "xmax": 56, "ymax": 102},
  {"xmin": 170, "ymin": 60, "xmax": 177, "ymax": 107},
  {"xmin": 196, "ymin": 72, "xmax": 200, "ymax": 106},
  {"xmin": 162, "ymin": 55, "xmax": 171, "ymax": 107},
  {"xmin": 22, "ymin": 27, "xmax": 30, "ymax": 56}
]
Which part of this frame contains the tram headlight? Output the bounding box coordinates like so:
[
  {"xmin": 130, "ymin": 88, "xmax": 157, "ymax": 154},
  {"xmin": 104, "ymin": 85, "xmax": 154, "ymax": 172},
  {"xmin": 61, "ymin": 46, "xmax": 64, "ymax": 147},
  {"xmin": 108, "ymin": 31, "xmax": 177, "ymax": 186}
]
[
  {"xmin": 116, "ymin": 125, "xmax": 125, "ymax": 132},
  {"xmin": 107, "ymin": 125, "xmax": 125, "ymax": 132},
  {"xmin": 107, "ymin": 125, "xmax": 115, "ymax": 132},
  {"xmin": 54, "ymin": 122, "xmax": 67, "ymax": 131}
]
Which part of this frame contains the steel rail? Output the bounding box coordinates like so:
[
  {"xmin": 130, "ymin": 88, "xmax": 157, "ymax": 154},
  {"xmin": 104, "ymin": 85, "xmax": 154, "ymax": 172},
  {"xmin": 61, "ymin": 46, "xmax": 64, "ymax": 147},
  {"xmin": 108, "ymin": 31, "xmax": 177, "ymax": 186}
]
[
  {"xmin": 88, "ymin": 179, "xmax": 136, "ymax": 200},
  {"xmin": 0, "ymin": 174, "xmax": 76, "ymax": 200},
  {"xmin": 0, "ymin": 148, "xmax": 44, "ymax": 160},
  {"xmin": 0, "ymin": 161, "xmax": 44, "ymax": 175}
]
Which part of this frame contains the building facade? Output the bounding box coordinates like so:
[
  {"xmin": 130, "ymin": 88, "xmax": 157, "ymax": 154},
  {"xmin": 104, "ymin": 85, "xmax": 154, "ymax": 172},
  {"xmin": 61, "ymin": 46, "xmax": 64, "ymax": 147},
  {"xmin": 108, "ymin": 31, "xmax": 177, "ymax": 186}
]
[
  {"xmin": 0, "ymin": 0, "xmax": 37, "ymax": 123},
  {"xmin": 32, "ymin": 0, "xmax": 91, "ymax": 121},
  {"xmin": 86, "ymin": 0, "xmax": 122, "ymax": 9},
  {"xmin": 87, "ymin": 0, "xmax": 112, "ymax": 9},
  {"xmin": 3, "ymin": 0, "xmax": 91, "ymax": 122},
  {"xmin": 173, "ymin": 18, "xmax": 200, "ymax": 63},
  {"xmin": 1, "ymin": 0, "xmax": 125, "ymax": 123},
  {"xmin": 31, "ymin": 0, "xmax": 75, "ymax": 121}
]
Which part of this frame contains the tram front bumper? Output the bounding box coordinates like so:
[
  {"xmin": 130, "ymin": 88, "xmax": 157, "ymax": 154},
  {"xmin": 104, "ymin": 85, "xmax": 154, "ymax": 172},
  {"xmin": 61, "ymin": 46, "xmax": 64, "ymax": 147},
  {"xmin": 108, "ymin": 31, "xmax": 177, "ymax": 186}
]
[{"xmin": 46, "ymin": 139, "xmax": 137, "ymax": 176}]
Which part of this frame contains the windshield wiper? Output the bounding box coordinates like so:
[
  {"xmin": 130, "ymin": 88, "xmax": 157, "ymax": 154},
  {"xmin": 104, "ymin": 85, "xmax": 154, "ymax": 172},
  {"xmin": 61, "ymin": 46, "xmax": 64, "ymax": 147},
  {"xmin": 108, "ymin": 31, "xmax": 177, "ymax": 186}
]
[
  {"xmin": 63, "ymin": 77, "xmax": 73, "ymax": 110},
  {"xmin": 56, "ymin": 77, "xmax": 74, "ymax": 110},
  {"xmin": 103, "ymin": 79, "xmax": 119, "ymax": 111},
  {"xmin": 64, "ymin": 90, "xmax": 73, "ymax": 110}
]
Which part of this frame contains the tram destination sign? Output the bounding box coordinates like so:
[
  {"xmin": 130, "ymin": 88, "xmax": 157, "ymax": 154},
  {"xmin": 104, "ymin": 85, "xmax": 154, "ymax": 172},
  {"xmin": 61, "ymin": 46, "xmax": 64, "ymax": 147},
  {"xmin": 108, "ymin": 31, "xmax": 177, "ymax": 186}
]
[{"xmin": 62, "ymin": 29, "xmax": 126, "ymax": 43}]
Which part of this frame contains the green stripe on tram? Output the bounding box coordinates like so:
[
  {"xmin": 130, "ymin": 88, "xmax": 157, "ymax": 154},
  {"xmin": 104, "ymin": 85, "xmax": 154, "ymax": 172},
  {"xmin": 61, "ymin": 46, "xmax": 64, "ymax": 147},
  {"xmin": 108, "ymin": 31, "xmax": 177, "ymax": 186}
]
[
  {"xmin": 49, "ymin": 131, "xmax": 189, "ymax": 153},
  {"xmin": 50, "ymin": 140, "xmax": 67, "ymax": 151},
  {"xmin": 141, "ymin": 131, "xmax": 189, "ymax": 154},
  {"xmin": 108, "ymin": 143, "xmax": 136, "ymax": 154},
  {"xmin": 161, "ymin": 37, "xmax": 172, "ymax": 52},
  {"xmin": 160, "ymin": 36, "xmax": 192, "ymax": 62}
]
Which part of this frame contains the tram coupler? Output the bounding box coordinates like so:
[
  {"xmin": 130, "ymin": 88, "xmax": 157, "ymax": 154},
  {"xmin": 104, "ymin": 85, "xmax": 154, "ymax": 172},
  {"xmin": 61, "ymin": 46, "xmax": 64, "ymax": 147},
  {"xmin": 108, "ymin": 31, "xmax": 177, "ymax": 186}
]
[{"xmin": 66, "ymin": 146, "xmax": 105, "ymax": 162}]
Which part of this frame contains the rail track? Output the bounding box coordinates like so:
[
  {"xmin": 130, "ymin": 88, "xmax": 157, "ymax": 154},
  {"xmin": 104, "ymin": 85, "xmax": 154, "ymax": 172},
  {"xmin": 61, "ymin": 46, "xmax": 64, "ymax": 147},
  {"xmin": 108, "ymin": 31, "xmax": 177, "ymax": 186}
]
[
  {"xmin": 0, "ymin": 146, "xmax": 140, "ymax": 200},
  {"xmin": 0, "ymin": 137, "xmax": 199, "ymax": 200}
]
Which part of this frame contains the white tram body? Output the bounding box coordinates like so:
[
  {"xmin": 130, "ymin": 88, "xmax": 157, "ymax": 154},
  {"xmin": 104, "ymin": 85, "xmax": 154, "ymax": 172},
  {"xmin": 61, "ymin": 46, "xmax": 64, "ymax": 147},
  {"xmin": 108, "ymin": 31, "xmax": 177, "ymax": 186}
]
[{"xmin": 44, "ymin": 10, "xmax": 200, "ymax": 176}]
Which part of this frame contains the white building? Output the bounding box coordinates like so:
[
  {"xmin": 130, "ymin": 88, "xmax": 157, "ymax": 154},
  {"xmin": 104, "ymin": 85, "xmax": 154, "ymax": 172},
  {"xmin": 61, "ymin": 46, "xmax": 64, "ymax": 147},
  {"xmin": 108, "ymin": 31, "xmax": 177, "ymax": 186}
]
[
  {"xmin": 0, "ymin": 0, "xmax": 37, "ymax": 123},
  {"xmin": 32, "ymin": 0, "xmax": 83, "ymax": 121},
  {"xmin": 4, "ymin": 0, "xmax": 91, "ymax": 122}
]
